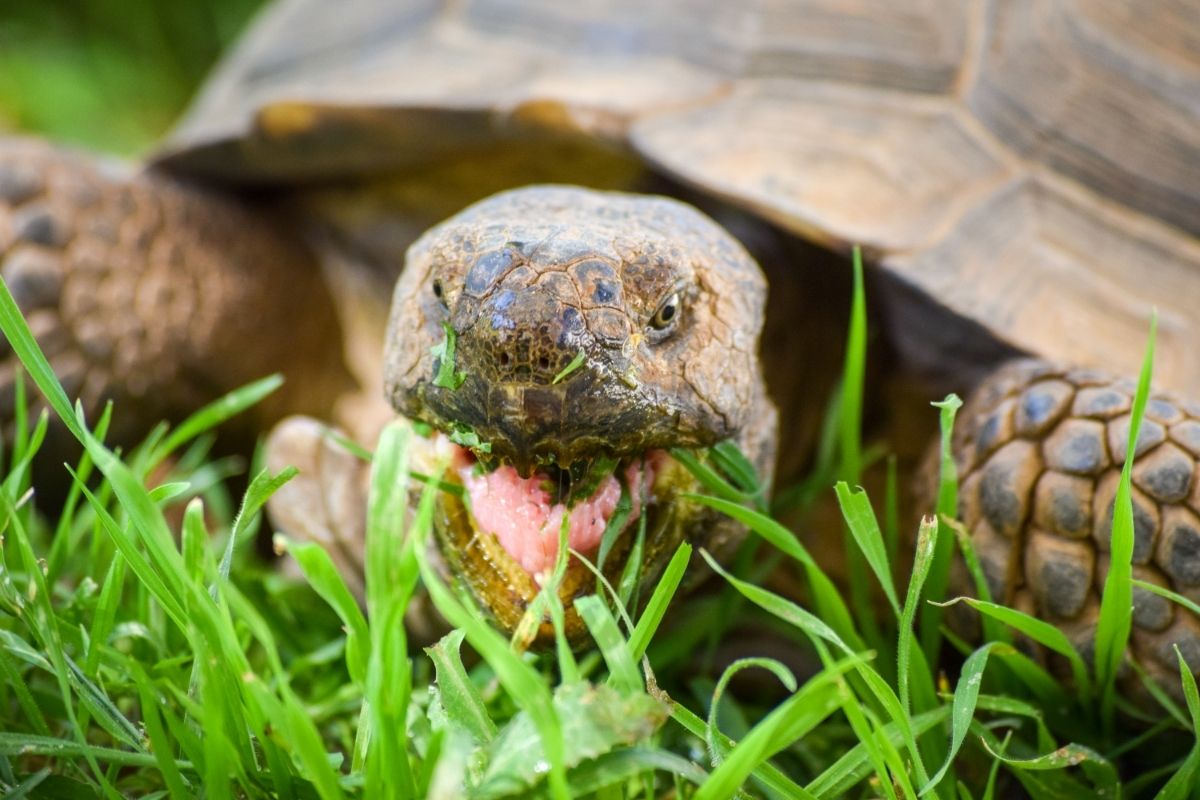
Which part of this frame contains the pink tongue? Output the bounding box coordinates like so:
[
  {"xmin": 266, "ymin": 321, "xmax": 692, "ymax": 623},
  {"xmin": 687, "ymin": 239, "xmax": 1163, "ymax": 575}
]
[{"xmin": 459, "ymin": 454, "xmax": 662, "ymax": 579}]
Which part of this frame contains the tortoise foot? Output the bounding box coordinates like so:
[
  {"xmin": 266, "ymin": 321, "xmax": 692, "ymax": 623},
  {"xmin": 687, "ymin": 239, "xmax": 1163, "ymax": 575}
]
[
  {"xmin": 949, "ymin": 359, "xmax": 1200, "ymax": 700},
  {"xmin": 266, "ymin": 416, "xmax": 369, "ymax": 600},
  {"xmin": 265, "ymin": 414, "xmax": 448, "ymax": 645},
  {"xmin": 0, "ymin": 138, "xmax": 350, "ymax": 458}
]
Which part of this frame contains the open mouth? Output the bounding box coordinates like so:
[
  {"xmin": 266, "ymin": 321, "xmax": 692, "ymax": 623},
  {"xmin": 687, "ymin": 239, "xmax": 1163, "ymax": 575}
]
[
  {"xmin": 454, "ymin": 447, "xmax": 668, "ymax": 582},
  {"xmin": 414, "ymin": 430, "xmax": 696, "ymax": 642}
]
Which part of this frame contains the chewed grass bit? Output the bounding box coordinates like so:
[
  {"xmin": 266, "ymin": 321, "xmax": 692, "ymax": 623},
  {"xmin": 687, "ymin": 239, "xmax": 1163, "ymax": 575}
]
[
  {"xmin": 448, "ymin": 422, "xmax": 491, "ymax": 453},
  {"xmin": 551, "ymin": 350, "xmax": 586, "ymax": 384},
  {"xmin": 431, "ymin": 321, "xmax": 467, "ymax": 390}
]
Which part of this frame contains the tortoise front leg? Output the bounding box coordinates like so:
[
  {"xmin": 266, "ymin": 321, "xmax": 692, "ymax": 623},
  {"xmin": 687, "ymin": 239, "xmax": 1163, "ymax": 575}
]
[
  {"xmin": 0, "ymin": 138, "xmax": 354, "ymax": 456},
  {"xmin": 264, "ymin": 414, "xmax": 447, "ymax": 645},
  {"xmin": 948, "ymin": 359, "xmax": 1200, "ymax": 697},
  {"xmin": 266, "ymin": 416, "xmax": 369, "ymax": 600}
]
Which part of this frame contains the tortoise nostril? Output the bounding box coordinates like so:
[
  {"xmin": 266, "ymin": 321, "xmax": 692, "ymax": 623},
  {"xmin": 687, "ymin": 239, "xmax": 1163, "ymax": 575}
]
[{"xmin": 470, "ymin": 287, "xmax": 584, "ymax": 384}]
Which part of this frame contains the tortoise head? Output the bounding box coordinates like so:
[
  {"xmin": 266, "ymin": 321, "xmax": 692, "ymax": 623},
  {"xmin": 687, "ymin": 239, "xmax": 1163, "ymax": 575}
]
[{"xmin": 383, "ymin": 185, "xmax": 776, "ymax": 642}]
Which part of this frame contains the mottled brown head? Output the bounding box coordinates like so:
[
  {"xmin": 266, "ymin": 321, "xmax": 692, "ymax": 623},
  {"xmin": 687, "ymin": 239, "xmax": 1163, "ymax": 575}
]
[
  {"xmin": 383, "ymin": 186, "xmax": 776, "ymax": 643},
  {"xmin": 384, "ymin": 186, "xmax": 769, "ymax": 474}
]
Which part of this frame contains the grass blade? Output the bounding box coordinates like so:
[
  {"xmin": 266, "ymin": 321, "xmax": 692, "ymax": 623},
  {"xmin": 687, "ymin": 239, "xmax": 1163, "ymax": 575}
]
[
  {"xmin": 922, "ymin": 395, "xmax": 963, "ymax": 664},
  {"xmin": 711, "ymin": 440, "xmax": 766, "ymax": 500},
  {"xmin": 942, "ymin": 515, "xmax": 1008, "ymax": 646},
  {"xmin": 286, "ymin": 539, "xmax": 370, "ymax": 684},
  {"xmin": 84, "ymin": 553, "xmax": 127, "ymax": 677},
  {"xmin": 0, "ymin": 644, "xmax": 50, "ymax": 737},
  {"xmin": 807, "ymin": 707, "xmax": 950, "ymax": 797},
  {"xmin": 684, "ymin": 493, "xmax": 861, "ymax": 649},
  {"xmin": 953, "ymin": 598, "xmax": 1092, "ymax": 698},
  {"xmin": 1154, "ymin": 645, "xmax": 1200, "ymax": 799},
  {"xmin": 705, "ymin": 658, "xmax": 796, "ymax": 766},
  {"xmin": 363, "ymin": 421, "xmax": 419, "ymax": 798},
  {"xmin": 836, "ymin": 481, "xmax": 900, "ymax": 615},
  {"xmin": 671, "ymin": 703, "xmax": 814, "ymax": 799},
  {"xmin": 133, "ymin": 666, "xmax": 191, "ymax": 799},
  {"xmin": 0, "ymin": 734, "xmax": 185, "ymax": 768},
  {"xmin": 216, "ymin": 466, "xmax": 297, "ymax": 585},
  {"xmin": 4, "ymin": 768, "xmax": 50, "ymax": 800},
  {"xmin": 628, "ymin": 541, "xmax": 690, "ymax": 660},
  {"xmin": 701, "ymin": 547, "xmax": 933, "ymax": 788},
  {"xmin": 897, "ymin": 517, "xmax": 944, "ymax": 785},
  {"xmin": 596, "ymin": 482, "xmax": 632, "ymax": 571},
  {"xmin": 670, "ymin": 448, "xmax": 757, "ymax": 508},
  {"xmin": 922, "ymin": 642, "xmax": 997, "ymax": 795},
  {"xmin": 980, "ymin": 740, "xmax": 1118, "ymax": 799},
  {"xmin": 898, "ymin": 516, "xmax": 937, "ymax": 714},
  {"xmin": 700, "ymin": 549, "xmax": 848, "ymax": 655},
  {"xmin": 839, "ymin": 244, "xmax": 867, "ymax": 483},
  {"xmin": 838, "ymin": 247, "xmax": 877, "ymax": 661},
  {"xmin": 1132, "ymin": 579, "xmax": 1200, "ymax": 619},
  {"xmin": 153, "ymin": 375, "xmax": 283, "ymax": 463},
  {"xmin": 694, "ymin": 660, "xmax": 860, "ymax": 800},
  {"xmin": 575, "ymin": 595, "xmax": 641, "ymax": 693},
  {"xmin": 1095, "ymin": 314, "xmax": 1156, "ymax": 731}
]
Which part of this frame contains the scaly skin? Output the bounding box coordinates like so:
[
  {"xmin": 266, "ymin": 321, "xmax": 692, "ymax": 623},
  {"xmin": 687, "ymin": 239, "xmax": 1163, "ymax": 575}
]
[
  {"xmin": 949, "ymin": 359, "xmax": 1200, "ymax": 699},
  {"xmin": 0, "ymin": 139, "xmax": 353, "ymax": 462},
  {"xmin": 382, "ymin": 186, "xmax": 778, "ymax": 642}
]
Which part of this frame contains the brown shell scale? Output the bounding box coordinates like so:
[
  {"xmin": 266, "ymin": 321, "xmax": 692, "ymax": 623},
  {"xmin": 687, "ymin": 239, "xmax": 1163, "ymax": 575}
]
[
  {"xmin": 951, "ymin": 360, "xmax": 1200, "ymax": 697},
  {"xmin": 159, "ymin": 0, "xmax": 1200, "ymax": 400}
]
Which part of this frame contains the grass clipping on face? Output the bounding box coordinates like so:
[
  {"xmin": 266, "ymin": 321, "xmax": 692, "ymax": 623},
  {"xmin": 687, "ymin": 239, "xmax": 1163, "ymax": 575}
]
[{"xmin": 0, "ymin": 268, "xmax": 1198, "ymax": 799}]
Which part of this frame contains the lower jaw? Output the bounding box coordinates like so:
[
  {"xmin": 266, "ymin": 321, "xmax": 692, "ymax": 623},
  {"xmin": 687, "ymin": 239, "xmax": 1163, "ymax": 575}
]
[{"xmin": 429, "ymin": 449, "xmax": 697, "ymax": 647}]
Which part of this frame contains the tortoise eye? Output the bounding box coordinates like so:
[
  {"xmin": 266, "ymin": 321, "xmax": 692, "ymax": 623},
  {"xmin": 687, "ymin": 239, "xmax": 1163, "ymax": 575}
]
[
  {"xmin": 432, "ymin": 279, "xmax": 448, "ymax": 309},
  {"xmin": 649, "ymin": 292, "xmax": 680, "ymax": 332}
]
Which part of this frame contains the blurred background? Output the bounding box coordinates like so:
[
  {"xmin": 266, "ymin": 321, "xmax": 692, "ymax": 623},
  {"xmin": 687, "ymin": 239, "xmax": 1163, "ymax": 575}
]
[{"xmin": 0, "ymin": 0, "xmax": 267, "ymax": 155}]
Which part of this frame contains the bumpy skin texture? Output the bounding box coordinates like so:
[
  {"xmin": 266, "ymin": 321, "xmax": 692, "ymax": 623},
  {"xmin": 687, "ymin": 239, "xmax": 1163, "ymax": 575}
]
[
  {"xmin": 385, "ymin": 186, "xmax": 775, "ymax": 474},
  {"xmin": 0, "ymin": 139, "xmax": 352, "ymax": 451},
  {"xmin": 383, "ymin": 186, "xmax": 777, "ymax": 639},
  {"xmin": 952, "ymin": 359, "xmax": 1200, "ymax": 692}
]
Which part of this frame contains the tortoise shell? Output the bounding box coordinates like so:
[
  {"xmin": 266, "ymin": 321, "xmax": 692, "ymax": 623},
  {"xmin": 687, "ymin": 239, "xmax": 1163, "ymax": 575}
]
[{"xmin": 154, "ymin": 0, "xmax": 1200, "ymax": 397}]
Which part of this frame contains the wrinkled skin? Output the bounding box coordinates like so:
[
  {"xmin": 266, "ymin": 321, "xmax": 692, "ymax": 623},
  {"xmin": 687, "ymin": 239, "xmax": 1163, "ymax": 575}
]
[{"xmin": 383, "ymin": 186, "xmax": 777, "ymax": 640}]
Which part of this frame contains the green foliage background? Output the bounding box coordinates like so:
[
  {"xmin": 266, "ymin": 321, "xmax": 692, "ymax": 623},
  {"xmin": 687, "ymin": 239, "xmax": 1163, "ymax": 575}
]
[{"xmin": 0, "ymin": 0, "xmax": 267, "ymax": 154}]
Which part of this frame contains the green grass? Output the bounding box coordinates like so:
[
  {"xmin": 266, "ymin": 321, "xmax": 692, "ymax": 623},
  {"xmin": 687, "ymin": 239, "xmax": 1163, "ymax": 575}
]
[
  {"xmin": 7, "ymin": 6, "xmax": 1198, "ymax": 797},
  {"xmin": 0, "ymin": 0, "xmax": 268, "ymax": 155},
  {"xmin": 1, "ymin": 264, "xmax": 1199, "ymax": 798}
]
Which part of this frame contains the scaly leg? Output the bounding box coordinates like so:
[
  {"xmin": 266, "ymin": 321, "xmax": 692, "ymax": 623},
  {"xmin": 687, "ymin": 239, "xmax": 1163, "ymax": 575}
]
[
  {"xmin": 265, "ymin": 415, "xmax": 446, "ymax": 645},
  {"xmin": 0, "ymin": 138, "xmax": 355, "ymax": 461},
  {"xmin": 949, "ymin": 359, "xmax": 1200, "ymax": 698}
]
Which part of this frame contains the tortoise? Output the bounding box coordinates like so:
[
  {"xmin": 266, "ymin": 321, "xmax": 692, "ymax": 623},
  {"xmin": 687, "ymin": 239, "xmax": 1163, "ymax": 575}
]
[{"xmin": 1, "ymin": 0, "xmax": 1199, "ymax": 685}]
